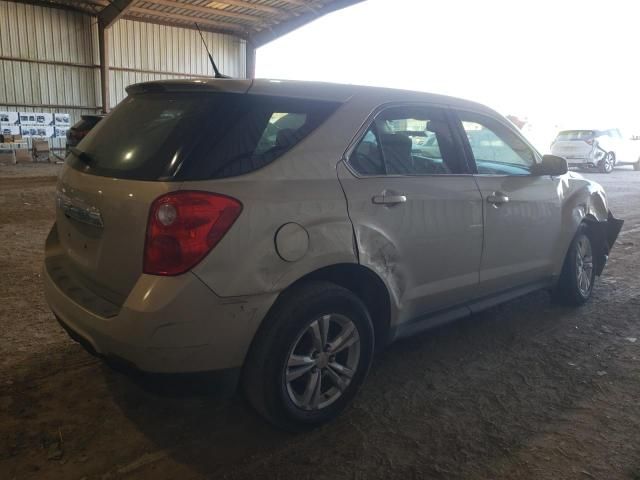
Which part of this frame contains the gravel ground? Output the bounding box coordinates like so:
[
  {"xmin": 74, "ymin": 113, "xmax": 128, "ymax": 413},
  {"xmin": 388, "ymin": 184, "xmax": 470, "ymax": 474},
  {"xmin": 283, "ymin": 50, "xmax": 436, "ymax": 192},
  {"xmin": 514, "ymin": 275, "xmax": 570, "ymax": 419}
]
[{"xmin": 1, "ymin": 164, "xmax": 639, "ymax": 480}]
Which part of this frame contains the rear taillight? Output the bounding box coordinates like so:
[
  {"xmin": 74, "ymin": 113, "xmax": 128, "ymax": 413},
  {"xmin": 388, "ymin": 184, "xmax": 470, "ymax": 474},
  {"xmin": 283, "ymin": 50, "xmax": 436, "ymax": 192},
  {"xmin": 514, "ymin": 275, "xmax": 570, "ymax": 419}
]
[
  {"xmin": 144, "ymin": 191, "xmax": 242, "ymax": 276},
  {"xmin": 585, "ymin": 138, "xmax": 594, "ymax": 145}
]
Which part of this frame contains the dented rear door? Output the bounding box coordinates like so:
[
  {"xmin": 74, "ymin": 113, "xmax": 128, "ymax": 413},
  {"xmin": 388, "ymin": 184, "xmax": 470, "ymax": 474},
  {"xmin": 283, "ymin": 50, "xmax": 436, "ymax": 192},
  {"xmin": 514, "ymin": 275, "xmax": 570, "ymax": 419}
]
[{"xmin": 337, "ymin": 104, "xmax": 483, "ymax": 325}]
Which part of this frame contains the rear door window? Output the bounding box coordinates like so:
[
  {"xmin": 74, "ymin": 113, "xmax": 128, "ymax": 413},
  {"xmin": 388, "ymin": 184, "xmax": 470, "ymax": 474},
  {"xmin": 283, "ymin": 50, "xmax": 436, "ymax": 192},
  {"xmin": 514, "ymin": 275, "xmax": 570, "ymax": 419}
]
[
  {"xmin": 349, "ymin": 128, "xmax": 386, "ymax": 175},
  {"xmin": 69, "ymin": 92, "xmax": 339, "ymax": 181},
  {"xmin": 348, "ymin": 105, "xmax": 467, "ymax": 176}
]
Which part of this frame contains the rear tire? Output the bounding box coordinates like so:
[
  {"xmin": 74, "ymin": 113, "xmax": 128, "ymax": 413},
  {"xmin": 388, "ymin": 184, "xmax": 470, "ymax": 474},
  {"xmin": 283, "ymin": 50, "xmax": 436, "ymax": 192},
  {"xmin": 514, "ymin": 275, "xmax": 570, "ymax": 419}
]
[
  {"xmin": 634, "ymin": 159, "xmax": 640, "ymax": 171},
  {"xmin": 553, "ymin": 224, "xmax": 596, "ymax": 306},
  {"xmin": 598, "ymin": 152, "xmax": 614, "ymax": 173},
  {"xmin": 243, "ymin": 281, "xmax": 374, "ymax": 431}
]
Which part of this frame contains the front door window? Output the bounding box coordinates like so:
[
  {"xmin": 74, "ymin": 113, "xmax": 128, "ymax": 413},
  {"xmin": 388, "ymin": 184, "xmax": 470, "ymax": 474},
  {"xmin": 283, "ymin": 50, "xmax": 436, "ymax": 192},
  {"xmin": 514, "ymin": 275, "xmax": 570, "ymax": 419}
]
[{"xmin": 459, "ymin": 112, "xmax": 537, "ymax": 175}]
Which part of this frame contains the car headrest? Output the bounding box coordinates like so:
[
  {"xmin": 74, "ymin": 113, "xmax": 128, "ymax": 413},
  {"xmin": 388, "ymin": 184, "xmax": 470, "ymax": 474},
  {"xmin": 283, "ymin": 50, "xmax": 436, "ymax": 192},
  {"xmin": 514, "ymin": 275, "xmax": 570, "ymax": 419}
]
[
  {"xmin": 276, "ymin": 128, "xmax": 299, "ymax": 149},
  {"xmin": 378, "ymin": 132, "xmax": 412, "ymax": 156},
  {"xmin": 378, "ymin": 133, "xmax": 412, "ymax": 174}
]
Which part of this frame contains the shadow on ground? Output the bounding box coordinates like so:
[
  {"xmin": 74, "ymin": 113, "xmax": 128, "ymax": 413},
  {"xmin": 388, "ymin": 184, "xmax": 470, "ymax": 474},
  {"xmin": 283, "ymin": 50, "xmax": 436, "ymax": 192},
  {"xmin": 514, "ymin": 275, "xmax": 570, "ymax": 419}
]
[{"xmin": 100, "ymin": 289, "xmax": 626, "ymax": 479}]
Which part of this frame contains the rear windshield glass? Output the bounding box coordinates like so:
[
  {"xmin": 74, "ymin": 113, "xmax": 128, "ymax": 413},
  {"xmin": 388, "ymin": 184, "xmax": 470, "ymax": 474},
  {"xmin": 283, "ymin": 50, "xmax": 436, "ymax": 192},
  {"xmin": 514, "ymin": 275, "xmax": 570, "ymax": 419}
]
[
  {"xmin": 71, "ymin": 116, "xmax": 102, "ymax": 131},
  {"xmin": 555, "ymin": 130, "xmax": 595, "ymax": 141},
  {"xmin": 68, "ymin": 92, "xmax": 340, "ymax": 181}
]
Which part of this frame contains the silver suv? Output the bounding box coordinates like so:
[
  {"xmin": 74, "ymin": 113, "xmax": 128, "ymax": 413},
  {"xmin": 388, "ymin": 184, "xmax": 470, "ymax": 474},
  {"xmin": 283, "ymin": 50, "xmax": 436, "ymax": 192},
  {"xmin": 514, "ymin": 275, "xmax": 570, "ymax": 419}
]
[
  {"xmin": 44, "ymin": 79, "xmax": 623, "ymax": 430},
  {"xmin": 551, "ymin": 128, "xmax": 640, "ymax": 173}
]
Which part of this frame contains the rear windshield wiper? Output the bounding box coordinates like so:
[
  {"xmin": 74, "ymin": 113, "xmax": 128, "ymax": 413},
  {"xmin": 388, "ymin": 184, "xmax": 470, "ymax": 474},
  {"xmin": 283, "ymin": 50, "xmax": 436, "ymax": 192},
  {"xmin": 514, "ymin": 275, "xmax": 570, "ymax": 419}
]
[{"xmin": 70, "ymin": 146, "xmax": 93, "ymax": 164}]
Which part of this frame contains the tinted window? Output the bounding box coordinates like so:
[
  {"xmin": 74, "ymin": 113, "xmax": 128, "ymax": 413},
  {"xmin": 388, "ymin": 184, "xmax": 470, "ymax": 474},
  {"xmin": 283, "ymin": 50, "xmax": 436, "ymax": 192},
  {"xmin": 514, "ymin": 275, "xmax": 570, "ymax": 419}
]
[
  {"xmin": 71, "ymin": 116, "xmax": 102, "ymax": 132},
  {"xmin": 458, "ymin": 112, "xmax": 536, "ymax": 175},
  {"xmin": 253, "ymin": 113, "xmax": 307, "ymax": 156},
  {"xmin": 349, "ymin": 105, "xmax": 465, "ymax": 176},
  {"xmin": 350, "ymin": 127, "xmax": 386, "ymax": 175},
  {"xmin": 69, "ymin": 93, "xmax": 339, "ymax": 181}
]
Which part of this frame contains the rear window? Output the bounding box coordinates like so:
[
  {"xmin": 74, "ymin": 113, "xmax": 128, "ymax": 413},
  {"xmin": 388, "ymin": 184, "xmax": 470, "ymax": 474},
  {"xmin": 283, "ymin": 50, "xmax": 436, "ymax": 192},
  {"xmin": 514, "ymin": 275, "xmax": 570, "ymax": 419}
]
[
  {"xmin": 555, "ymin": 130, "xmax": 595, "ymax": 141},
  {"xmin": 68, "ymin": 92, "xmax": 340, "ymax": 181},
  {"xmin": 71, "ymin": 116, "xmax": 102, "ymax": 131}
]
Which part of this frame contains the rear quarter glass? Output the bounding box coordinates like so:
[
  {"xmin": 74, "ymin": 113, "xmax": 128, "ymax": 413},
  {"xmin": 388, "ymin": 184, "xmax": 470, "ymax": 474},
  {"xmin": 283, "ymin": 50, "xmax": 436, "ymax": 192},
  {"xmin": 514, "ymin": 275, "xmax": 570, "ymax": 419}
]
[{"xmin": 67, "ymin": 92, "xmax": 340, "ymax": 181}]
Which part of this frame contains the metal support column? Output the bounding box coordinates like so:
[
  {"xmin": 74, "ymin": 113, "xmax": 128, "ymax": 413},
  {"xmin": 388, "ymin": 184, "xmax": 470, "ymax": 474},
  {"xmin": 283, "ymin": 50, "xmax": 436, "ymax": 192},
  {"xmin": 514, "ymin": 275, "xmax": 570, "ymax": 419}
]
[
  {"xmin": 97, "ymin": 0, "xmax": 134, "ymax": 112},
  {"xmin": 98, "ymin": 21, "xmax": 110, "ymax": 113}
]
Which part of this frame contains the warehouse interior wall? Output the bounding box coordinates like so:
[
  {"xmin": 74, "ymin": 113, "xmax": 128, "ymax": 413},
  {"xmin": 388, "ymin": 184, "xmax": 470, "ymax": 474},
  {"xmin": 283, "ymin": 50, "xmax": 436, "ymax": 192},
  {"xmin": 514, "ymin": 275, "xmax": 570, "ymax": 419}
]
[
  {"xmin": 108, "ymin": 19, "xmax": 246, "ymax": 106},
  {"xmin": 0, "ymin": 0, "xmax": 246, "ymax": 150}
]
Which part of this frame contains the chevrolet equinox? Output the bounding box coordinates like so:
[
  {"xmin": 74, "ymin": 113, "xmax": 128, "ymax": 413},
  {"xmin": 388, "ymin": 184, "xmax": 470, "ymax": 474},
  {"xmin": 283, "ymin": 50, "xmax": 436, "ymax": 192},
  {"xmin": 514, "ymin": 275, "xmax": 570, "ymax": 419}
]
[{"xmin": 44, "ymin": 79, "xmax": 623, "ymax": 430}]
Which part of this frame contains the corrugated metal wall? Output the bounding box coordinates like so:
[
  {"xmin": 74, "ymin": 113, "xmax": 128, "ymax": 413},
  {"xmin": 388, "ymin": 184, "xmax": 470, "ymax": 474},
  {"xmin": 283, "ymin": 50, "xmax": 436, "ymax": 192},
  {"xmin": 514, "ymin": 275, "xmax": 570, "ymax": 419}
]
[
  {"xmin": 0, "ymin": 0, "xmax": 246, "ymax": 151},
  {"xmin": 0, "ymin": 1, "xmax": 100, "ymax": 149},
  {"xmin": 109, "ymin": 19, "xmax": 246, "ymax": 106}
]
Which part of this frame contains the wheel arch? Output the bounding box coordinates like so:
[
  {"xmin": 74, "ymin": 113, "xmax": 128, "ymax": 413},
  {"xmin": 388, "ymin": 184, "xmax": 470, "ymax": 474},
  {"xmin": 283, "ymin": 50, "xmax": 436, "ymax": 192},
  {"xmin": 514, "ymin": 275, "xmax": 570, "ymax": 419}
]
[
  {"xmin": 554, "ymin": 185, "xmax": 609, "ymax": 278},
  {"xmin": 291, "ymin": 263, "xmax": 393, "ymax": 350},
  {"xmin": 253, "ymin": 263, "xmax": 393, "ymax": 353},
  {"xmin": 554, "ymin": 211, "xmax": 609, "ymax": 283}
]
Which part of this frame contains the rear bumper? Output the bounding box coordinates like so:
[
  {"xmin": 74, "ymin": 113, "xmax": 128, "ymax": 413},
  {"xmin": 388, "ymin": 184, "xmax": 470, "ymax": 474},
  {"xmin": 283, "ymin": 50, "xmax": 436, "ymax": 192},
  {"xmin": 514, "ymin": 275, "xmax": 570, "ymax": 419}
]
[
  {"xmin": 565, "ymin": 156, "xmax": 597, "ymax": 167},
  {"xmin": 44, "ymin": 257, "xmax": 277, "ymax": 374},
  {"xmin": 54, "ymin": 313, "xmax": 241, "ymax": 391},
  {"xmin": 563, "ymin": 147, "xmax": 608, "ymax": 168}
]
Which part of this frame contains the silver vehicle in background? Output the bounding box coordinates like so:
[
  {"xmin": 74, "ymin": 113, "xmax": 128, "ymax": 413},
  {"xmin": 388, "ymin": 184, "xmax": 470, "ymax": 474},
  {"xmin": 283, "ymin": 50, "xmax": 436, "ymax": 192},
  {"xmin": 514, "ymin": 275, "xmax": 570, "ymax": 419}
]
[{"xmin": 551, "ymin": 128, "xmax": 640, "ymax": 173}]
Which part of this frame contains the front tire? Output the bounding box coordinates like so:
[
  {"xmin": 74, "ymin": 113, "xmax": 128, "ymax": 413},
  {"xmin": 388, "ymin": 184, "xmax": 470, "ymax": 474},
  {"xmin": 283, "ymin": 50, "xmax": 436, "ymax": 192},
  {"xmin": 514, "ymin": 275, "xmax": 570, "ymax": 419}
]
[
  {"xmin": 553, "ymin": 224, "xmax": 596, "ymax": 306},
  {"xmin": 243, "ymin": 281, "xmax": 374, "ymax": 431}
]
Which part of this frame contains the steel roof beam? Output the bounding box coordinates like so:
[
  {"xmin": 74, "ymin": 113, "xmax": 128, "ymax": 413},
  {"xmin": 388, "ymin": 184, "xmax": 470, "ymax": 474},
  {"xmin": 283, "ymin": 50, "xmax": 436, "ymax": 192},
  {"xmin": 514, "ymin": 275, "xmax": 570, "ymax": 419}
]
[
  {"xmin": 128, "ymin": 5, "xmax": 248, "ymax": 33},
  {"xmin": 147, "ymin": 0, "xmax": 269, "ymax": 26},
  {"xmin": 205, "ymin": 0, "xmax": 288, "ymax": 17},
  {"xmin": 98, "ymin": 0, "xmax": 136, "ymax": 28}
]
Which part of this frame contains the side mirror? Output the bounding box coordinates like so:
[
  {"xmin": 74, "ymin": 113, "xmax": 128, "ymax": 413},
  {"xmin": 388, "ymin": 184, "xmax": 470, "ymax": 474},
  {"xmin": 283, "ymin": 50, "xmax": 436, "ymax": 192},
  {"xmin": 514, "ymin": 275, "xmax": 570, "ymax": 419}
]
[{"xmin": 532, "ymin": 154, "xmax": 568, "ymax": 176}]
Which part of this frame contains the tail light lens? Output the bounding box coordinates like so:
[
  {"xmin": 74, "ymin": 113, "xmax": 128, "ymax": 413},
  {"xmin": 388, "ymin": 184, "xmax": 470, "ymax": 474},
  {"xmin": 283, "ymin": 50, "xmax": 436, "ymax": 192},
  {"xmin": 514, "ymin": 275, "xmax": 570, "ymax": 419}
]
[
  {"xmin": 585, "ymin": 138, "xmax": 594, "ymax": 145},
  {"xmin": 144, "ymin": 191, "xmax": 242, "ymax": 276}
]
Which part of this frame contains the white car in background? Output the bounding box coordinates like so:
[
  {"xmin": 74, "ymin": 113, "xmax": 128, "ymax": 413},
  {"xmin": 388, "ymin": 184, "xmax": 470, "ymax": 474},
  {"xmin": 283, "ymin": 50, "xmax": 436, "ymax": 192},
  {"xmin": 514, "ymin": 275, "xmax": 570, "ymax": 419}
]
[{"xmin": 551, "ymin": 129, "xmax": 640, "ymax": 173}]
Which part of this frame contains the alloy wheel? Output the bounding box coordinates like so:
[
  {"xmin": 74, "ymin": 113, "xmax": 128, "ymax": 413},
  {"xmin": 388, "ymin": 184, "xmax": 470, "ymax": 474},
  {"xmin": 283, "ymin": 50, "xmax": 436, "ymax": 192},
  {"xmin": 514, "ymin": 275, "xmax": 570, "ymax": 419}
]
[
  {"xmin": 604, "ymin": 153, "xmax": 614, "ymax": 173},
  {"xmin": 575, "ymin": 235, "xmax": 593, "ymax": 297},
  {"xmin": 284, "ymin": 314, "xmax": 360, "ymax": 411}
]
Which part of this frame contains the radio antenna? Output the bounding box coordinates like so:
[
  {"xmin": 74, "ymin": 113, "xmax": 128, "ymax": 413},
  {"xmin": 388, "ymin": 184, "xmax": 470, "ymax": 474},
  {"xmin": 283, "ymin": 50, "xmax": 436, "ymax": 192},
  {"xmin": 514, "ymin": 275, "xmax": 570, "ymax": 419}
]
[{"xmin": 195, "ymin": 23, "xmax": 230, "ymax": 78}]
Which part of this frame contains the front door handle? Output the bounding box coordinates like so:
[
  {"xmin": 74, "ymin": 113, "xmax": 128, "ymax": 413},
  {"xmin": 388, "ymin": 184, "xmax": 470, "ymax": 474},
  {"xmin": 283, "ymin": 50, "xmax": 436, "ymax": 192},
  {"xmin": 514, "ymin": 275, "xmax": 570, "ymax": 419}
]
[
  {"xmin": 487, "ymin": 191, "xmax": 509, "ymax": 206},
  {"xmin": 372, "ymin": 192, "xmax": 407, "ymax": 206}
]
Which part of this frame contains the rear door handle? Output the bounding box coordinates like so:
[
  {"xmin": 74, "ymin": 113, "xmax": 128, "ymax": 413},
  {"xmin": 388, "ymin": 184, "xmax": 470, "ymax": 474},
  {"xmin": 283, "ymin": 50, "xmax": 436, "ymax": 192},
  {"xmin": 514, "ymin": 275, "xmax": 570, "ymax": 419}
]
[
  {"xmin": 372, "ymin": 192, "xmax": 407, "ymax": 206},
  {"xmin": 487, "ymin": 191, "xmax": 509, "ymax": 206}
]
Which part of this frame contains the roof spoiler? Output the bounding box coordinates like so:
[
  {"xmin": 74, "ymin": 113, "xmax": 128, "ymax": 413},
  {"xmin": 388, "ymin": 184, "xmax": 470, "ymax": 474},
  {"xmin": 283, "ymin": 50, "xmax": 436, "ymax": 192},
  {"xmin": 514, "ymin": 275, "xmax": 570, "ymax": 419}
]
[{"xmin": 125, "ymin": 79, "xmax": 250, "ymax": 95}]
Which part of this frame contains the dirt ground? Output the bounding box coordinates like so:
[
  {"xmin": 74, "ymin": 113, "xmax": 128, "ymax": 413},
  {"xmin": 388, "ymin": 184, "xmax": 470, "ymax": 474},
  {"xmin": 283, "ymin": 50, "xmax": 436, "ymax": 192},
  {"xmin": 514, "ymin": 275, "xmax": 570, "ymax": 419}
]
[{"xmin": 1, "ymin": 164, "xmax": 639, "ymax": 480}]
